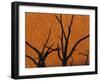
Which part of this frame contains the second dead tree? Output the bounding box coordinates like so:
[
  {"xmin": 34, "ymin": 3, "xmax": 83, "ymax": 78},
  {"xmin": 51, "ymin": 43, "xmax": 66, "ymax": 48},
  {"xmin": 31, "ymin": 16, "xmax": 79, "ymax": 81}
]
[{"xmin": 55, "ymin": 15, "xmax": 89, "ymax": 66}]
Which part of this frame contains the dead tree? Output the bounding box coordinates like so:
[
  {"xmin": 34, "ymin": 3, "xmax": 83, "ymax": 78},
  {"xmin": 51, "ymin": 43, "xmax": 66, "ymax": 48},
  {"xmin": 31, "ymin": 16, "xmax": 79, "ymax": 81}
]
[
  {"xmin": 55, "ymin": 15, "xmax": 89, "ymax": 66},
  {"xmin": 79, "ymin": 50, "xmax": 89, "ymax": 65},
  {"xmin": 26, "ymin": 28, "xmax": 58, "ymax": 67}
]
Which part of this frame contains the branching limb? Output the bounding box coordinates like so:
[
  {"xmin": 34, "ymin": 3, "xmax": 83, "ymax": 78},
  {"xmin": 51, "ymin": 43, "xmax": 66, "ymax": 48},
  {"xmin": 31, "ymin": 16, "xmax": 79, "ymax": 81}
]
[
  {"xmin": 26, "ymin": 55, "xmax": 38, "ymax": 65},
  {"xmin": 26, "ymin": 41, "xmax": 41, "ymax": 55},
  {"xmin": 41, "ymin": 28, "xmax": 51, "ymax": 54},
  {"xmin": 60, "ymin": 14, "xmax": 62, "ymax": 23},
  {"xmin": 67, "ymin": 35, "xmax": 89, "ymax": 60},
  {"xmin": 55, "ymin": 15, "xmax": 61, "ymax": 24},
  {"xmin": 41, "ymin": 43, "xmax": 54, "ymax": 62},
  {"xmin": 26, "ymin": 41, "xmax": 43, "ymax": 62},
  {"xmin": 48, "ymin": 48, "xmax": 58, "ymax": 54},
  {"xmin": 45, "ymin": 46, "xmax": 56, "ymax": 49},
  {"xmin": 46, "ymin": 43, "xmax": 54, "ymax": 53},
  {"xmin": 45, "ymin": 43, "xmax": 58, "ymax": 54},
  {"xmin": 55, "ymin": 15, "xmax": 67, "ymax": 40},
  {"xmin": 55, "ymin": 14, "xmax": 66, "ymax": 56},
  {"xmin": 69, "ymin": 15, "xmax": 74, "ymax": 29},
  {"xmin": 65, "ymin": 15, "xmax": 74, "ymax": 55},
  {"xmin": 42, "ymin": 43, "xmax": 58, "ymax": 62},
  {"xmin": 45, "ymin": 43, "xmax": 59, "ymax": 54}
]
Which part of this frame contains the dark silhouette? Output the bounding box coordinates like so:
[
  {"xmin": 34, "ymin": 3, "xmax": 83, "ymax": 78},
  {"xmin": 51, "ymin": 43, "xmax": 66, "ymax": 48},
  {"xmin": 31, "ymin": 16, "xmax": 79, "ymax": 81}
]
[
  {"xmin": 55, "ymin": 14, "xmax": 89, "ymax": 66},
  {"xmin": 26, "ymin": 28, "xmax": 58, "ymax": 67}
]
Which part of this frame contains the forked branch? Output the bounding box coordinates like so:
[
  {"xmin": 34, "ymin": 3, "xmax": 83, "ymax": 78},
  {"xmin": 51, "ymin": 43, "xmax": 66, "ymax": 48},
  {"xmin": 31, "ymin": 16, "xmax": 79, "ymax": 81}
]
[
  {"xmin": 26, "ymin": 55, "xmax": 38, "ymax": 65},
  {"xmin": 41, "ymin": 28, "xmax": 51, "ymax": 54},
  {"xmin": 67, "ymin": 35, "xmax": 89, "ymax": 60}
]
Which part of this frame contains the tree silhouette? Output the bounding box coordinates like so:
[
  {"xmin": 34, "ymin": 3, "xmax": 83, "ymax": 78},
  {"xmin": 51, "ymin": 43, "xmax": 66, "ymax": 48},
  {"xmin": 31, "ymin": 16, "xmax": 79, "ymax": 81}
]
[
  {"xmin": 55, "ymin": 14, "xmax": 89, "ymax": 66},
  {"xmin": 26, "ymin": 28, "xmax": 58, "ymax": 67}
]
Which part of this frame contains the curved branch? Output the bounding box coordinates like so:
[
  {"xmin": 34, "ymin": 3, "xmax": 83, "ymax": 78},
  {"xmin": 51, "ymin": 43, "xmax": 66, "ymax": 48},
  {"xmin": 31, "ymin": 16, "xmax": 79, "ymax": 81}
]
[
  {"xmin": 48, "ymin": 48, "xmax": 58, "ymax": 54},
  {"xmin": 26, "ymin": 41, "xmax": 42, "ymax": 61},
  {"xmin": 26, "ymin": 42, "xmax": 41, "ymax": 55},
  {"xmin": 55, "ymin": 15, "xmax": 67, "ymax": 40},
  {"xmin": 41, "ymin": 28, "xmax": 51, "ymax": 54},
  {"xmin": 26, "ymin": 55, "xmax": 38, "ymax": 65},
  {"xmin": 46, "ymin": 46, "xmax": 58, "ymax": 50},
  {"xmin": 67, "ymin": 35, "xmax": 89, "ymax": 60},
  {"xmin": 42, "ymin": 43, "xmax": 58, "ymax": 62},
  {"xmin": 45, "ymin": 44, "xmax": 58, "ymax": 54},
  {"xmin": 42, "ymin": 43, "xmax": 54, "ymax": 62}
]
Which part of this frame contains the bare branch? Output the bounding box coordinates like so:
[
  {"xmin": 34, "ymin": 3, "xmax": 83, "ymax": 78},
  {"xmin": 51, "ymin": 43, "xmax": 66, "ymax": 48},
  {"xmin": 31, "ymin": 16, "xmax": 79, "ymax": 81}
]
[
  {"xmin": 41, "ymin": 28, "xmax": 51, "ymax": 54},
  {"xmin": 45, "ymin": 45, "xmax": 58, "ymax": 55},
  {"xmin": 26, "ymin": 41, "xmax": 41, "ymax": 55},
  {"xmin": 26, "ymin": 55, "xmax": 38, "ymax": 65},
  {"xmin": 55, "ymin": 15, "xmax": 67, "ymax": 41},
  {"xmin": 48, "ymin": 48, "xmax": 58, "ymax": 54},
  {"xmin": 45, "ymin": 44, "xmax": 59, "ymax": 55},
  {"xmin": 65, "ymin": 15, "xmax": 74, "ymax": 55},
  {"xmin": 45, "ymin": 46, "xmax": 59, "ymax": 50},
  {"xmin": 26, "ymin": 41, "xmax": 43, "ymax": 61},
  {"xmin": 42, "ymin": 43, "xmax": 58, "ymax": 62},
  {"xmin": 60, "ymin": 14, "xmax": 62, "ymax": 23},
  {"xmin": 42, "ymin": 43, "xmax": 54, "ymax": 62},
  {"xmin": 46, "ymin": 43, "xmax": 54, "ymax": 52},
  {"xmin": 45, "ymin": 46, "xmax": 54, "ymax": 49},
  {"xmin": 55, "ymin": 14, "xmax": 66, "ymax": 55},
  {"xmin": 55, "ymin": 15, "xmax": 61, "ymax": 24},
  {"xmin": 67, "ymin": 35, "xmax": 89, "ymax": 60},
  {"xmin": 60, "ymin": 15, "xmax": 64, "ymax": 54},
  {"xmin": 69, "ymin": 15, "xmax": 74, "ymax": 29}
]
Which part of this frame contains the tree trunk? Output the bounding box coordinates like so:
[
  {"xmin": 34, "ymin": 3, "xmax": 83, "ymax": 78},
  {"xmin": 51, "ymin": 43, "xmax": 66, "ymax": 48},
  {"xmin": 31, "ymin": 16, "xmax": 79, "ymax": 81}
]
[
  {"xmin": 37, "ymin": 63, "xmax": 45, "ymax": 67},
  {"xmin": 62, "ymin": 59, "xmax": 67, "ymax": 66}
]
